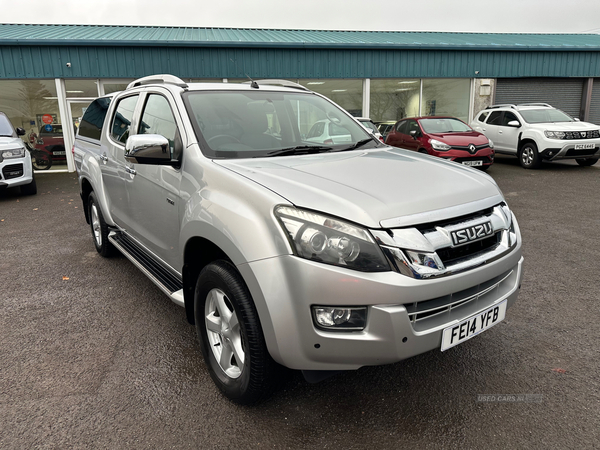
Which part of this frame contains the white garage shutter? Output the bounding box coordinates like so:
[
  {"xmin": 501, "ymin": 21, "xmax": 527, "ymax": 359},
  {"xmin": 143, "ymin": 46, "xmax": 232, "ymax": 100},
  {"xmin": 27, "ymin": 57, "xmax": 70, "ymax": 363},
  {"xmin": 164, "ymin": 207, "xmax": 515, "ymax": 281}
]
[
  {"xmin": 495, "ymin": 78, "xmax": 584, "ymax": 118},
  {"xmin": 589, "ymin": 79, "xmax": 600, "ymax": 126}
]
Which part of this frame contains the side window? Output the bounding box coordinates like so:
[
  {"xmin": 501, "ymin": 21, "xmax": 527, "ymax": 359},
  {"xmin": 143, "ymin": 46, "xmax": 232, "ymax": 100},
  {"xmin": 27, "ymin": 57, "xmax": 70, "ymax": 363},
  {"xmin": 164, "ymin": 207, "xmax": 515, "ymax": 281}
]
[
  {"xmin": 138, "ymin": 94, "xmax": 179, "ymax": 154},
  {"xmin": 408, "ymin": 120, "xmax": 421, "ymax": 134},
  {"xmin": 78, "ymin": 97, "xmax": 111, "ymax": 141},
  {"xmin": 396, "ymin": 120, "xmax": 408, "ymax": 134},
  {"xmin": 478, "ymin": 111, "xmax": 490, "ymax": 122},
  {"xmin": 502, "ymin": 112, "xmax": 518, "ymax": 126},
  {"xmin": 487, "ymin": 111, "xmax": 503, "ymax": 125},
  {"xmin": 110, "ymin": 95, "xmax": 139, "ymax": 144}
]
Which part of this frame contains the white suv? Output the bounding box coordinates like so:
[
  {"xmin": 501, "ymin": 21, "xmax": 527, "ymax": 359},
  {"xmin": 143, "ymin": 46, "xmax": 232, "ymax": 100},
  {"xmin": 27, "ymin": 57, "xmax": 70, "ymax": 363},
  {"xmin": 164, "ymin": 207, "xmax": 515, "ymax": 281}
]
[
  {"xmin": 471, "ymin": 103, "xmax": 600, "ymax": 169},
  {"xmin": 0, "ymin": 112, "xmax": 37, "ymax": 195}
]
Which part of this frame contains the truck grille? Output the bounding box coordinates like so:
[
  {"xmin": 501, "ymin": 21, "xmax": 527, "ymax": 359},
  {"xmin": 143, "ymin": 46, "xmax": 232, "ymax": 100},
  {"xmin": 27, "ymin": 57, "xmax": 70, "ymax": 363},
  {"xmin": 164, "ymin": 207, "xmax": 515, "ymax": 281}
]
[
  {"xmin": 405, "ymin": 269, "xmax": 514, "ymax": 330},
  {"xmin": 375, "ymin": 203, "xmax": 517, "ymax": 279},
  {"xmin": 563, "ymin": 130, "xmax": 600, "ymax": 139}
]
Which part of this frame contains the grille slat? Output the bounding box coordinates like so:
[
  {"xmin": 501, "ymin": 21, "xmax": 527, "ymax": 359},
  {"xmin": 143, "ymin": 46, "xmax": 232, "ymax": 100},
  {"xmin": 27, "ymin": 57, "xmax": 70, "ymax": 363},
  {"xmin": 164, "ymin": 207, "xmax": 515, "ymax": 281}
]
[{"xmin": 406, "ymin": 270, "xmax": 513, "ymax": 323}]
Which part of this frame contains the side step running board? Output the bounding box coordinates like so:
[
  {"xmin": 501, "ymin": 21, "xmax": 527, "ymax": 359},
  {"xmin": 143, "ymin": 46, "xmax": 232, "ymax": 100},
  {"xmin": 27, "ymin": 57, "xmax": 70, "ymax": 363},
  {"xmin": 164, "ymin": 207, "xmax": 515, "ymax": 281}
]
[{"xmin": 108, "ymin": 231, "xmax": 185, "ymax": 307}]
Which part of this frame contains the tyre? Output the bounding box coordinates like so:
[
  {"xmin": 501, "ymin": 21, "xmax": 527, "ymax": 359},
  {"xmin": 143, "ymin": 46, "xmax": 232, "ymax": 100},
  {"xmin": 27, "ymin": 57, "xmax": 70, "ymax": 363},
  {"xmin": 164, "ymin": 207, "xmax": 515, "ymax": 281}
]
[
  {"xmin": 519, "ymin": 142, "xmax": 541, "ymax": 169},
  {"xmin": 31, "ymin": 153, "xmax": 52, "ymax": 170},
  {"xmin": 576, "ymin": 158, "xmax": 598, "ymax": 167},
  {"xmin": 194, "ymin": 260, "xmax": 276, "ymax": 404},
  {"xmin": 88, "ymin": 192, "xmax": 115, "ymax": 257},
  {"xmin": 20, "ymin": 176, "xmax": 37, "ymax": 195}
]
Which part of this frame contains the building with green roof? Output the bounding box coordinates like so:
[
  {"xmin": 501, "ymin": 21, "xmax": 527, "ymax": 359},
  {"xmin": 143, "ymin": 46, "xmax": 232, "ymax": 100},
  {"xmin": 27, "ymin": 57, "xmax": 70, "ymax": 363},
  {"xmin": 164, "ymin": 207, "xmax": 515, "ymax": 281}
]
[{"xmin": 1, "ymin": 24, "xmax": 599, "ymax": 172}]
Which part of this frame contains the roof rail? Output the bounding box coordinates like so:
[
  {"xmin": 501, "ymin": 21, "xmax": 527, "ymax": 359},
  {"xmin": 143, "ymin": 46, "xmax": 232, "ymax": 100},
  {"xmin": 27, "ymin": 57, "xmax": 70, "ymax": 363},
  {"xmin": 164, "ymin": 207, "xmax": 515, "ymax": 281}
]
[
  {"xmin": 517, "ymin": 103, "xmax": 552, "ymax": 107},
  {"xmin": 242, "ymin": 79, "xmax": 309, "ymax": 91},
  {"xmin": 486, "ymin": 104, "xmax": 517, "ymax": 110},
  {"xmin": 127, "ymin": 74, "xmax": 188, "ymax": 89}
]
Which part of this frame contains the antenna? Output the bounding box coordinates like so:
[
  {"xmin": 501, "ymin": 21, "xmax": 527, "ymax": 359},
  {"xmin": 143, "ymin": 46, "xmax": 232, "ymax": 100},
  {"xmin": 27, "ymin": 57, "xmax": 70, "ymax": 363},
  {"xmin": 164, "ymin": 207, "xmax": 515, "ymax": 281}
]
[{"xmin": 230, "ymin": 58, "xmax": 259, "ymax": 89}]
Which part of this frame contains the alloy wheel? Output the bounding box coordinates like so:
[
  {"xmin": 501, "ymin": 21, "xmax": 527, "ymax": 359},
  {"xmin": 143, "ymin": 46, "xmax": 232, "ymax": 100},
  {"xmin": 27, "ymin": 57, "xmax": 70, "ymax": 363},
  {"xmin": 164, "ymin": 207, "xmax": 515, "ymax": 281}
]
[{"xmin": 204, "ymin": 288, "xmax": 245, "ymax": 379}]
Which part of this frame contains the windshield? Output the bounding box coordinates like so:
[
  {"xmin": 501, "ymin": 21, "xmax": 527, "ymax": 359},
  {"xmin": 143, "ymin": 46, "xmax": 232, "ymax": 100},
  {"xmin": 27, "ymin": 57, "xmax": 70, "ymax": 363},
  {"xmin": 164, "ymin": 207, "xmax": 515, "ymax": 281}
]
[
  {"xmin": 183, "ymin": 90, "xmax": 376, "ymax": 158},
  {"xmin": 0, "ymin": 114, "xmax": 15, "ymax": 137},
  {"xmin": 519, "ymin": 108, "xmax": 573, "ymax": 124},
  {"xmin": 419, "ymin": 118, "xmax": 472, "ymax": 133}
]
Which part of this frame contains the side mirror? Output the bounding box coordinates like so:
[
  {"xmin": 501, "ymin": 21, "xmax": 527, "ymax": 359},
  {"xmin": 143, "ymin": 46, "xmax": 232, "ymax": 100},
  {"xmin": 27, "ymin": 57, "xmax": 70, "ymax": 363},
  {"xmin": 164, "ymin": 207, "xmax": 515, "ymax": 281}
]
[
  {"xmin": 125, "ymin": 134, "xmax": 173, "ymax": 165},
  {"xmin": 410, "ymin": 130, "xmax": 420, "ymax": 138},
  {"xmin": 16, "ymin": 127, "xmax": 26, "ymax": 136},
  {"xmin": 574, "ymin": 118, "xmax": 580, "ymax": 122},
  {"xmin": 507, "ymin": 120, "xmax": 521, "ymax": 128}
]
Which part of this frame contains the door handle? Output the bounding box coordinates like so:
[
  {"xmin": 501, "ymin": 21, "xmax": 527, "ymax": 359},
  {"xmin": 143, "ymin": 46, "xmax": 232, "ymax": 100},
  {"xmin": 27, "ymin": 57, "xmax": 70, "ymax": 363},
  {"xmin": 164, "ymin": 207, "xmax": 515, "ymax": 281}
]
[
  {"xmin": 125, "ymin": 166, "xmax": 136, "ymax": 176},
  {"xmin": 99, "ymin": 153, "xmax": 108, "ymax": 163},
  {"xmin": 498, "ymin": 130, "xmax": 503, "ymax": 134}
]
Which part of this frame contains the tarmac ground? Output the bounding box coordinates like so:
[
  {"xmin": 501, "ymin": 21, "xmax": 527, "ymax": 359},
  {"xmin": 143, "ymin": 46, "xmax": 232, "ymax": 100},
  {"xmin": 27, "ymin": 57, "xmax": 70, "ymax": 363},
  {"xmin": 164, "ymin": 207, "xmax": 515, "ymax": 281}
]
[{"xmin": 1, "ymin": 155, "xmax": 599, "ymax": 449}]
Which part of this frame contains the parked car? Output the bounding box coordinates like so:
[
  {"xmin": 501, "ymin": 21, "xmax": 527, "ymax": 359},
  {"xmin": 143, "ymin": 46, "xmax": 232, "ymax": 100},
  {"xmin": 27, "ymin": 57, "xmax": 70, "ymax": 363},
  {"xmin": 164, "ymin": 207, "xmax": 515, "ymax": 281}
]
[
  {"xmin": 305, "ymin": 119, "xmax": 352, "ymax": 145},
  {"xmin": 375, "ymin": 121, "xmax": 396, "ymax": 142},
  {"xmin": 74, "ymin": 75, "xmax": 523, "ymax": 404},
  {"xmin": 34, "ymin": 124, "xmax": 67, "ymax": 168},
  {"xmin": 0, "ymin": 112, "xmax": 36, "ymax": 195},
  {"xmin": 356, "ymin": 117, "xmax": 384, "ymax": 142},
  {"xmin": 471, "ymin": 103, "xmax": 600, "ymax": 169},
  {"xmin": 386, "ymin": 116, "xmax": 494, "ymax": 171}
]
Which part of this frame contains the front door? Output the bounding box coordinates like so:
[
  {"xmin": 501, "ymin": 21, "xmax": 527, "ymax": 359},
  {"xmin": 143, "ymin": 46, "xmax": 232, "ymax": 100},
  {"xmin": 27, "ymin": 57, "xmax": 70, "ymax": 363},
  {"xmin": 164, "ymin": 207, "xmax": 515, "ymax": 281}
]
[{"xmin": 124, "ymin": 91, "xmax": 183, "ymax": 270}]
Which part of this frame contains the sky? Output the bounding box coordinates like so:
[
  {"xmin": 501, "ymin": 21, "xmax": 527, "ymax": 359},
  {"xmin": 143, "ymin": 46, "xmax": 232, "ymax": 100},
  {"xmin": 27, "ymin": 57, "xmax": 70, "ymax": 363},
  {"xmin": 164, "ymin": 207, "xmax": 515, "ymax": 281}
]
[{"xmin": 2, "ymin": 0, "xmax": 600, "ymax": 34}]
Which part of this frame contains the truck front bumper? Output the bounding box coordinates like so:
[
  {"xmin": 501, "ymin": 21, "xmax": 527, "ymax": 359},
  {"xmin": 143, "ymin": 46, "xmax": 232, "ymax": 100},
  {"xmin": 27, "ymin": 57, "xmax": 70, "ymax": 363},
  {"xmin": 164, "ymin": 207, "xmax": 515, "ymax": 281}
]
[{"xmin": 239, "ymin": 245, "xmax": 524, "ymax": 371}]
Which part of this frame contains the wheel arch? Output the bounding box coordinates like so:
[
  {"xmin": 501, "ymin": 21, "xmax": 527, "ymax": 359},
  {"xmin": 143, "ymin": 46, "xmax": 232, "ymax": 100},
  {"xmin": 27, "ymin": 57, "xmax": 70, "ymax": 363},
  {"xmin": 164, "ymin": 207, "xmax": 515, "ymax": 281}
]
[
  {"xmin": 182, "ymin": 236, "xmax": 233, "ymax": 325},
  {"xmin": 518, "ymin": 137, "xmax": 537, "ymax": 153},
  {"xmin": 80, "ymin": 177, "xmax": 94, "ymax": 224}
]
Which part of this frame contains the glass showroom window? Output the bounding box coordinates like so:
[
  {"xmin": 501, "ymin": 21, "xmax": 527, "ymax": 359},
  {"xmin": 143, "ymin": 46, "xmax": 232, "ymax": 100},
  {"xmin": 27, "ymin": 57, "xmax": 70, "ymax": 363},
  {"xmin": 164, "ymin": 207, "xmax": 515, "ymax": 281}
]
[
  {"xmin": 422, "ymin": 79, "xmax": 471, "ymax": 122},
  {"xmin": 298, "ymin": 79, "xmax": 363, "ymax": 117},
  {"xmin": 64, "ymin": 80, "xmax": 99, "ymax": 98},
  {"xmin": 370, "ymin": 79, "xmax": 420, "ymax": 122},
  {"xmin": 0, "ymin": 79, "xmax": 65, "ymax": 172},
  {"xmin": 102, "ymin": 80, "xmax": 135, "ymax": 95}
]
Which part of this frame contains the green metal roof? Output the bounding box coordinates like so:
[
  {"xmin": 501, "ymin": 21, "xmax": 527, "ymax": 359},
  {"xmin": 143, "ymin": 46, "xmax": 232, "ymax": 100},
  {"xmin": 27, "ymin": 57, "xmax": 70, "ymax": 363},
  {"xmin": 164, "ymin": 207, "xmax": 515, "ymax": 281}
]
[{"xmin": 1, "ymin": 24, "xmax": 600, "ymax": 51}]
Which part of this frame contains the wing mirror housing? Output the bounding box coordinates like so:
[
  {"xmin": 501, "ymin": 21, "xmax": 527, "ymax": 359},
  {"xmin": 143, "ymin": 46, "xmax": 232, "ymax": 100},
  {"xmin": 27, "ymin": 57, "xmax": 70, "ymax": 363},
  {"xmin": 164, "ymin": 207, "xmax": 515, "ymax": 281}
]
[
  {"xmin": 125, "ymin": 134, "xmax": 175, "ymax": 165},
  {"xmin": 410, "ymin": 130, "xmax": 421, "ymax": 139},
  {"xmin": 16, "ymin": 127, "xmax": 26, "ymax": 136},
  {"xmin": 507, "ymin": 120, "xmax": 521, "ymax": 128}
]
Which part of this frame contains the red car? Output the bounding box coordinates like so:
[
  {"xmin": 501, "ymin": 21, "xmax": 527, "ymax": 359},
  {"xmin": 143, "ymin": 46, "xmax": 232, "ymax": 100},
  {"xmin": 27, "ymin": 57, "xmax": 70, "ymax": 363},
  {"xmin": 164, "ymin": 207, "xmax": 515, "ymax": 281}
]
[{"xmin": 386, "ymin": 116, "xmax": 494, "ymax": 171}]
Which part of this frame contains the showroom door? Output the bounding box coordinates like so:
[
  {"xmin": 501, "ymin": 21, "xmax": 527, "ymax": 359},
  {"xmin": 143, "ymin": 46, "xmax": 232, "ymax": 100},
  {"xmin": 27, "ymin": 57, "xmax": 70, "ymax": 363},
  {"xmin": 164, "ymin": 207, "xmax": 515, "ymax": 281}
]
[{"xmin": 64, "ymin": 99, "xmax": 94, "ymax": 171}]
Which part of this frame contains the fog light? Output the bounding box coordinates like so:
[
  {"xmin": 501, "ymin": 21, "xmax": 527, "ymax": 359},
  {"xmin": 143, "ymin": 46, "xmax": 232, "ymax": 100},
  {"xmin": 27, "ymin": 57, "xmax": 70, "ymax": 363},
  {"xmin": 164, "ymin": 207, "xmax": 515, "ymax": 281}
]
[{"xmin": 312, "ymin": 306, "xmax": 367, "ymax": 331}]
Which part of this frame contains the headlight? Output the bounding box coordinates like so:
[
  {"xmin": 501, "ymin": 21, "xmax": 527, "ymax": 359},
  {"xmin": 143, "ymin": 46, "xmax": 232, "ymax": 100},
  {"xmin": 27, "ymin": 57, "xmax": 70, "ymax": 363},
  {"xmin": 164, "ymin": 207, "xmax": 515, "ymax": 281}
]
[
  {"xmin": 544, "ymin": 131, "xmax": 565, "ymax": 139},
  {"xmin": 1, "ymin": 147, "xmax": 26, "ymax": 159},
  {"xmin": 275, "ymin": 206, "xmax": 390, "ymax": 272},
  {"xmin": 430, "ymin": 139, "xmax": 451, "ymax": 151},
  {"xmin": 488, "ymin": 139, "xmax": 494, "ymax": 149}
]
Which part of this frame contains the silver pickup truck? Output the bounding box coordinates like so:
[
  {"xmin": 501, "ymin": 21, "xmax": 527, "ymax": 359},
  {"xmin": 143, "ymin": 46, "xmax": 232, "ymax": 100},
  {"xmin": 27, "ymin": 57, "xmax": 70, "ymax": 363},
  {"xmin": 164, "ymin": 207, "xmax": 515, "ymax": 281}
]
[{"xmin": 74, "ymin": 75, "xmax": 523, "ymax": 404}]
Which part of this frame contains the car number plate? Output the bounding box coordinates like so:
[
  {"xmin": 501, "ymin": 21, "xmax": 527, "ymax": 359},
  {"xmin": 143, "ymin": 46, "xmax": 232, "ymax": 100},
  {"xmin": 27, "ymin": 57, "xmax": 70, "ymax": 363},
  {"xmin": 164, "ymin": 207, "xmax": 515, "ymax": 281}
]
[
  {"xmin": 53, "ymin": 151, "xmax": 66, "ymax": 155},
  {"xmin": 462, "ymin": 160, "xmax": 483, "ymax": 166},
  {"xmin": 441, "ymin": 300, "xmax": 507, "ymax": 351},
  {"xmin": 574, "ymin": 144, "xmax": 595, "ymax": 150}
]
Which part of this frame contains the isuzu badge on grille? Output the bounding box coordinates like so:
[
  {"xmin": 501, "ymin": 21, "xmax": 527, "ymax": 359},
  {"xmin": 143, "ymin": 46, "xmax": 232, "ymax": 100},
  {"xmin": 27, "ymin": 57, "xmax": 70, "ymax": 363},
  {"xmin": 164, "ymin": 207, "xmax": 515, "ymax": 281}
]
[{"xmin": 451, "ymin": 221, "xmax": 493, "ymax": 246}]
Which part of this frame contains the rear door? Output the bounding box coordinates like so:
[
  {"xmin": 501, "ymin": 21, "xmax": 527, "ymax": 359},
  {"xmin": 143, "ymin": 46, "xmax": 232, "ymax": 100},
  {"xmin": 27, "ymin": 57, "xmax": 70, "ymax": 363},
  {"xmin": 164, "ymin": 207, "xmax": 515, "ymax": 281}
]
[
  {"xmin": 385, "ymin": 120, "xmax": 406, "ymax": 148},
  {"xmin": 494, "ymin": 111, "xmax": 521, "ymax": 153},
  {"xmin": 480, "ymin": 110, "xmax": 503, "ymax": 151}
]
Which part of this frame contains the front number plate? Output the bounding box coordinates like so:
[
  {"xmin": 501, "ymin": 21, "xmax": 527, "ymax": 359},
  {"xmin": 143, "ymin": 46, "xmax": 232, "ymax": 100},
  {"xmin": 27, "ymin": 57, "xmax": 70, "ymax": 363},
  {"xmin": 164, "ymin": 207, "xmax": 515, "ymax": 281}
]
[
  {"xmin": 441, "ymin": 300, "xmax": 507, "ymax": 351},
  {"xmin": 462, "ymin": 160, "xmax": 483, "ymax": 166},
  {"xmin": 574, "ymin": 144, "xmax": 595, "ymax": 150}
]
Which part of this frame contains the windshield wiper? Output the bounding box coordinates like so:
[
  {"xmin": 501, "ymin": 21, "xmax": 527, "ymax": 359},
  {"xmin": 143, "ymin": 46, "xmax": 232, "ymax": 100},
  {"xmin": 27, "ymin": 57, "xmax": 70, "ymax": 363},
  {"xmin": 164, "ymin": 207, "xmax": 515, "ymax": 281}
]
[
  {"xmin": 337, "ymin": 138, "xmax": 378, "ymax": 152},
  {"xmin": 264, "ymin": 145, "xmax": 333, "ymax": 157}
]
